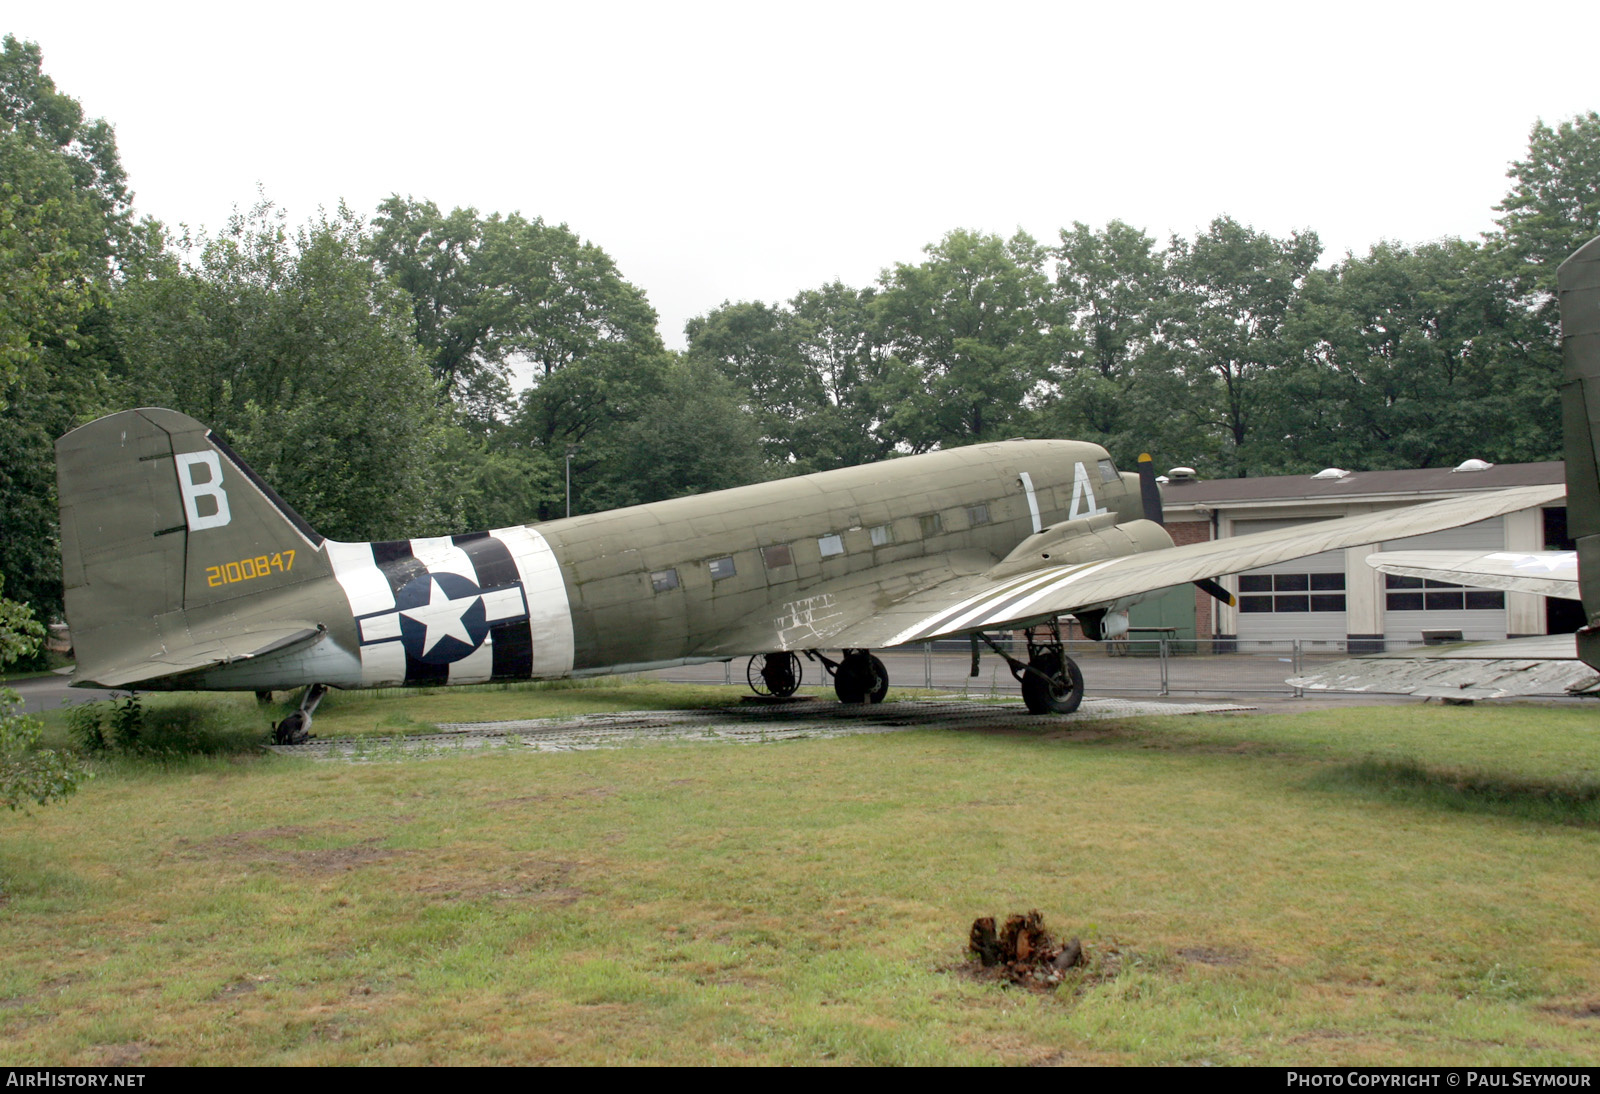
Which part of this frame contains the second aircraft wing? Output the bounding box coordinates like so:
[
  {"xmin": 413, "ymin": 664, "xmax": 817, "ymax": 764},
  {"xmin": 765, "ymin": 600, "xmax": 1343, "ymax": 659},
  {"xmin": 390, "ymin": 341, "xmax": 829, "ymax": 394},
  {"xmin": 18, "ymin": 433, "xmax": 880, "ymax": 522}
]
[{"xmin": 1365, "ymin": 550, "xmax": 1579, "ymax": 599}]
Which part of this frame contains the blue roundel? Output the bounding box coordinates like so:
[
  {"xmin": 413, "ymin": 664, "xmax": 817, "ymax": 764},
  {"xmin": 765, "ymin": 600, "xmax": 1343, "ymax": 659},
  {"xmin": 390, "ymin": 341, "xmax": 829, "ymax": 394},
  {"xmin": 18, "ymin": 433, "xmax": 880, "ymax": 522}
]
[{"xmin": 393, "ymin": 571, "xmax": 489, "ymax": 665}]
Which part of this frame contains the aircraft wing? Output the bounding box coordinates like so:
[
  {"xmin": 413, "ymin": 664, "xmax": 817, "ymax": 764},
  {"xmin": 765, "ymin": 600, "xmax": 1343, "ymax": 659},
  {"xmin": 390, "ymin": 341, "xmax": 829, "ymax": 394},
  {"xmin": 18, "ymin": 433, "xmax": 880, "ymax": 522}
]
[
  {"xmin": 1287, "ymin": 635, "xmax": 1600, "ymax": 700},
  {"xmin": 1366, "ymin": 550, "xmax": 1579, "ymax": 599},
  {"xmin": 736, "ymin": 481, "xmax": 1567, "ymax": 652}
]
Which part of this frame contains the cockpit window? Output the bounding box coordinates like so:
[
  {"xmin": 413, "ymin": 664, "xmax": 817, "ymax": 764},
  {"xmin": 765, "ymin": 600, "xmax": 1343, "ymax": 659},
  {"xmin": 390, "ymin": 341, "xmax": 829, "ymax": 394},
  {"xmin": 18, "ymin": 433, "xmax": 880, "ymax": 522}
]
[{"xmin": 1098, "ymin": 458, "xmax": 1118, "ymax": 483}]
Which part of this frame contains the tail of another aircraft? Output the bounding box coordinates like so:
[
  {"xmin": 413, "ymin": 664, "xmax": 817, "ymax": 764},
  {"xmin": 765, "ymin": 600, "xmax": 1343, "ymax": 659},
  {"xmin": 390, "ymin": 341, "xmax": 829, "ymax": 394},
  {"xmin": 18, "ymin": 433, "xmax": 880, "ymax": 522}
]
[
  {"xmin": 1558, "ymin": 235, "xmax": 1600, "ymax": 667},
  {"xmin": 57, "ymin": 408, "xmax": 331, "ymax": 688}
]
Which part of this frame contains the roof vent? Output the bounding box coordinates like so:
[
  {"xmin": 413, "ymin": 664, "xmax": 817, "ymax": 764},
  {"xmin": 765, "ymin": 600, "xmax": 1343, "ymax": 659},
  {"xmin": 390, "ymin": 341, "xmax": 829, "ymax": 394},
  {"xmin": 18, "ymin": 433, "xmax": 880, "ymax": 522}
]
[
  {"xmin": 1452, "ymin": 458, "xmax": 1493, "ymax": 473},
  {"xmin": 1311, "ymin": 467, "xmax": 1351, "ymax": 480},
  {"xmin": 1166, "ymin": 466, "xmax": 1197, "ymax": 483}
]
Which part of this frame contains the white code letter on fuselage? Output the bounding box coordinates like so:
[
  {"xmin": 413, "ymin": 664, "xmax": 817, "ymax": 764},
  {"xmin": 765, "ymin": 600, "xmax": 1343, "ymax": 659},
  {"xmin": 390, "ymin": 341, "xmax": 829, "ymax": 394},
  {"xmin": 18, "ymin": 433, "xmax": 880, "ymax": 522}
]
[
  {"xmin": 175, "ymin": 450, "xmax": 232, "ymax": 531},
  {"xmin": 1068, "ymin": 461, "xmax": 1108, "ymax": 520}
]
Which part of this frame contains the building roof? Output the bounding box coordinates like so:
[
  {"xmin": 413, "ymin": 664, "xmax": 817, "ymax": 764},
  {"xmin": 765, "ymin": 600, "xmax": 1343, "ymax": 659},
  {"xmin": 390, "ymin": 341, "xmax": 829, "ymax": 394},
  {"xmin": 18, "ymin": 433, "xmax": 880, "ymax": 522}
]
[{"xmin": 1160, "ymin": 461, "xmax": 1565, "ymax": 512}]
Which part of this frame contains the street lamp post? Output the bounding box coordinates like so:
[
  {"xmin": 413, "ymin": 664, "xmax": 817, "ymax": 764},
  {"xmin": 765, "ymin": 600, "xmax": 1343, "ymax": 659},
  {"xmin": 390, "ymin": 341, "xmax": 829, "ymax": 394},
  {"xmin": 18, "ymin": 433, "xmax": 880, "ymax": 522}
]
[{"xmin": 565, "ymin": 445, "xmax": 578, "ymax": 519}]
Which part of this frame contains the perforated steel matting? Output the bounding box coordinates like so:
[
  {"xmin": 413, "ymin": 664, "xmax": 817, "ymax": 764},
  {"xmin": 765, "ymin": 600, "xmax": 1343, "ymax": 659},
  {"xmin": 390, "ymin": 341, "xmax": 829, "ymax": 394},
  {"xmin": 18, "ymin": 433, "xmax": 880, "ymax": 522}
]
[{"xmin": 266, "ymin": 697, "xmax": 1254, "ymax": 760}]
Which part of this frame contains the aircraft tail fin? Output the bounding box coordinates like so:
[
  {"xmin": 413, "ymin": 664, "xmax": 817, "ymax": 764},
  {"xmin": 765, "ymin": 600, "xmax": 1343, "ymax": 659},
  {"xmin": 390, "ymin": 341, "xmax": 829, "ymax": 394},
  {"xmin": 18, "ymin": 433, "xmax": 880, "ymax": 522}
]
[
  {"xmin": 1559, "ymin": 235, "xmax": 1600, "ymax": 665},
  {"xmin": 56, "ymin": 408, "xmax": 331, "ymax": 687}
]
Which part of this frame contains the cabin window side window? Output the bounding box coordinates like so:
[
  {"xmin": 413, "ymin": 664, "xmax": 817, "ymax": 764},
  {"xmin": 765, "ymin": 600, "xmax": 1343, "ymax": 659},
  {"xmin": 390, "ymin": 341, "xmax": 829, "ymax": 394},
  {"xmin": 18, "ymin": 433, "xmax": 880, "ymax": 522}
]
[
  {"xmin": 869, "ymin": 525, "xmax": 892, "ymax": 546},
  {"xmin": 818, "ymin": 534, "xmax": 844, "ymax": 557},
  {"xmin": 650, "ymin": 568, "xmax": 679, "ymax": 593},
  {"xmin": 762, "ymin": 544, "xmax": 793, "ymax": 569},
  {"xmin": 918, "ymin": 513, "xmax": 942, "ymax": 538},
  {"xmin": 708, "ymin": 556, "xmax": 736, "ymax": 580}
]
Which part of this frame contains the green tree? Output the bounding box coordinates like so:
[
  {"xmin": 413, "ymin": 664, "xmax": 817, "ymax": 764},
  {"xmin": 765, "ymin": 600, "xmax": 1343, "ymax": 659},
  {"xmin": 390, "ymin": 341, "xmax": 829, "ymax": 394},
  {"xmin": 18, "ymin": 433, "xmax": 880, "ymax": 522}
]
[
  {"xmin": 114, "ymin": 200, "xmax": 446, "ymax": 540},
  {"xmin": 365, "ymin": 196, "xmax": 515, "ymax": 422},
  {"xmin": 0, "ymin": 37, "xmax": 135, "ymax": 619},
  {"xmin": 0, "ymin": 34, "xmax": 131, "ymax": 267},
  {"xmin": 1163, "ymin": 217, "xmax": 1321, "ymax": 476},
  {"xmin": 370, "ymin": 198, "xmax": 669, "ymax": 519},
  {"xmin": 485, "ymin": 214, "xmax": 669, "ymax": 517},
  {"xmin": 605, "ymin": 355, "xmax": 764, "ymax": 506},
  {"xmin": 430, "ymin": 425, "xmax": 561, "ymax": 532},
  {"xmin": 786, "ymin": 282, "xmax": 898, "ymax": 469},
  {"xmin": 874, "ymin": 229, "xmax": 1054, "ymax": 452},
  {"xmin": 1283, "ymin": 239, "xmax": 1558, "ymax": 470},
  {"xmin": 369, "ymin": 199, "xmax": 669, "ymax": 455},
  {"xmin": 1491, "ymin": 111, "xmax": 1600, "ymax": 309},
  {"xmin": 687, "ymin": 283, "xmax": 904, "ymax": 473},
  {"xmin": 685, "ymin": 298, "xmax": 811, "ymax": 468},
  {"xmin": 1034, "ymin": 220, "xmax": 1200, "ymax": 465},
  {"xmin": 501, "ymin": 212, "xmax": 667, "ymax": 439}
]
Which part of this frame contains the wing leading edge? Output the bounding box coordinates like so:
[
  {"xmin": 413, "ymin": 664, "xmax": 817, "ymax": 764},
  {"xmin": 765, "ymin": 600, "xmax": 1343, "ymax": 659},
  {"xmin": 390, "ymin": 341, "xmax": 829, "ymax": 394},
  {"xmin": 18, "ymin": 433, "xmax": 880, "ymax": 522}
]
[{"xmin": 796, "ymin": 482, "xmax": 1566, "ymax": 651}]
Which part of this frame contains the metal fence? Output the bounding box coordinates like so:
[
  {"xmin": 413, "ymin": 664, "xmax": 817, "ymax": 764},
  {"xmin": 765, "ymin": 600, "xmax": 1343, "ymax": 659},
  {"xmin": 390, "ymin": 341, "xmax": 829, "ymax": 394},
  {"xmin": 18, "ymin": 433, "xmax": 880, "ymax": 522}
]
[{"xmin": 678, "ymin": 637, "xmax": 1454, "ymax": 700}]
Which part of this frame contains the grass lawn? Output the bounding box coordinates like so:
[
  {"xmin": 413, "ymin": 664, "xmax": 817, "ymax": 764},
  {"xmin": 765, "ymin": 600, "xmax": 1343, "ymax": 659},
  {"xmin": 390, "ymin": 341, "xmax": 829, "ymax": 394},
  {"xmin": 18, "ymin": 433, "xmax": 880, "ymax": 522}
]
[{"xmin": 3, "ymin": 685, "xmax": 1599, "ymax": 1065}]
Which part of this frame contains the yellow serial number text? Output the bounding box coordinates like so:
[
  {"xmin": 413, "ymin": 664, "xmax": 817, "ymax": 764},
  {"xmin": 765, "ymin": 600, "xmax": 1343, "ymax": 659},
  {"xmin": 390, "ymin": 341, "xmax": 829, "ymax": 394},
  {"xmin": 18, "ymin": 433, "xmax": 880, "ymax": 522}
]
[{"xmin": 207, "ymin": 550, "xmax": 295, "ymax": 587}]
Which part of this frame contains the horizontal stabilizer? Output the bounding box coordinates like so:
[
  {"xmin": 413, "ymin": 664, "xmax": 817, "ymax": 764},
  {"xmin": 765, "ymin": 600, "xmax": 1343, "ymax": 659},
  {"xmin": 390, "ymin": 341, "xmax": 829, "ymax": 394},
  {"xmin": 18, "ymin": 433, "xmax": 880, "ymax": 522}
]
[{"xmin": 74, "ymin": 623, "xmax": 325, "ymax": 689}]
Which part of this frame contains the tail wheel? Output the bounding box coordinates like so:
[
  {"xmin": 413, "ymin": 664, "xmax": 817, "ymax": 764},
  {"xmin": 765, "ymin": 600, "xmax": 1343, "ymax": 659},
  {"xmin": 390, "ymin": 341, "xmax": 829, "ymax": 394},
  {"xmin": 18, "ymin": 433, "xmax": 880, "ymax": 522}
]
[
  {"xmin": 834, "ymin": 652, "xmax": 889, "ymax": 704},
  {"xmin": 273, "ymin": 710, "xmax": 310, "ymax": 745},
  {"xmin": 1021, "ymin": 651, "xmax": 1083, "ymax": 715},
  {"xmin": 747, "ymin": 652, "xmax": 802, "ymax": 698}
]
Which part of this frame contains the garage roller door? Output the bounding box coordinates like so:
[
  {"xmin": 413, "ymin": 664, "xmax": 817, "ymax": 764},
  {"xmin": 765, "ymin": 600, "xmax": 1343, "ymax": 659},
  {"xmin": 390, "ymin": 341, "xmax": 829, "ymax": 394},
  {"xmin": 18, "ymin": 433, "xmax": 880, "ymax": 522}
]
[
  {"xmin": 1233, "ymin": 518, "xmax": 1347, "ymax": 644},
  {"xmin": 1382, "ymin": 517, "xmax": 1506, "ymax": 641}
]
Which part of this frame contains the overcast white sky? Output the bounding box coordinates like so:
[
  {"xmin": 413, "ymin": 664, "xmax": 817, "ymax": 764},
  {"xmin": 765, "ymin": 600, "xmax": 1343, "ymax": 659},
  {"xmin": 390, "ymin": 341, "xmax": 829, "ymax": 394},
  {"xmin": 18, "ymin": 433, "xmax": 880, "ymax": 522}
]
[{"xmin": 11, "ymin": 1, "xmax": 1599, "ymax": 349}]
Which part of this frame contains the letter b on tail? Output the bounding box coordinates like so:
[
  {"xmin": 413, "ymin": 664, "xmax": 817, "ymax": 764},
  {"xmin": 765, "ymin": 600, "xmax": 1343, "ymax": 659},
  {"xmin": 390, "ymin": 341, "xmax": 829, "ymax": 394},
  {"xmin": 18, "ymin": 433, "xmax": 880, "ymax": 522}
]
[{"xmin": 175, "ymin": 451, "xmax": 232, "ymax": 531}]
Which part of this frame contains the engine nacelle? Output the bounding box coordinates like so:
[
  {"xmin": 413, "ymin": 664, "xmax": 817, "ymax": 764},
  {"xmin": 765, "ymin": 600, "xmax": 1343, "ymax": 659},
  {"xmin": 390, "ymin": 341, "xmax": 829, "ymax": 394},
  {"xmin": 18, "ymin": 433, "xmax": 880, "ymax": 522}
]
[
  {"xmin": 1075, "ymin": 607, "xmax": 1130, "ymax": 642},
  {"xmin": 990, "ymin": 514, "xmax": 1174, "ymax": 579}
]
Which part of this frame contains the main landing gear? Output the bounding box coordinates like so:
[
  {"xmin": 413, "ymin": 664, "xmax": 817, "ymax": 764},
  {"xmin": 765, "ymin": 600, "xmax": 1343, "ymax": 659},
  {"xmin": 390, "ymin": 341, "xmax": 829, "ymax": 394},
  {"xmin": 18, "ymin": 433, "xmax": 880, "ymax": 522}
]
[
  {"xmin": 975, "ymin": 619, "xmax": 1085, "ymax": 715},
  {"xmin": 273, "ymin": 683, "xmax": 327, "ymax": 745},
  {"xmin": 742, "ymin": 649, "xmax": 891, "ymax": 704},
  {"xmin": 825, "ymin": 649, "xmax": 889, "ymax": 704}
]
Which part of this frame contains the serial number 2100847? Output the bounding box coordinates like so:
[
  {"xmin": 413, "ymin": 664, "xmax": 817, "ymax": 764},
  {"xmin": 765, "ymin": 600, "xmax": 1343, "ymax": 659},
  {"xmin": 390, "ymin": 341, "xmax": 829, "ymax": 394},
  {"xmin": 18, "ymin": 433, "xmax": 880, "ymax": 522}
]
[{"xmin": 206, "ymin": 550, "xmax": 295, "ymax": 587}]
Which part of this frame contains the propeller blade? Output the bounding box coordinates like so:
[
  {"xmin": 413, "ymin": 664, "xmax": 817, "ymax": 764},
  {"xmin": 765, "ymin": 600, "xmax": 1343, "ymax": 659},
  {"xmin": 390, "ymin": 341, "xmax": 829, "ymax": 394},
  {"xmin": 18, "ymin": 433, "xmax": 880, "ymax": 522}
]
[
  {"xmin": 1138, "ymin": 452, "xmax": 1235, "ymax": 607},
  {"xmin": 1137, "ymin": 452, "xmax": 1163, "ymax": 524},
  {"xmin": 1194, "ymin": 577, "xmax": 1235, "ymax": 607}
]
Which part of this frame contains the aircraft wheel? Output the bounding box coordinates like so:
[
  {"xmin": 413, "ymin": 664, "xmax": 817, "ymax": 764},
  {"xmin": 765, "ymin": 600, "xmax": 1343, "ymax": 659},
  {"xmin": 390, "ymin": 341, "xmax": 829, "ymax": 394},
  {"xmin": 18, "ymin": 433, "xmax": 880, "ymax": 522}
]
[
  {"xmin": 273, "ymin": 710, "xmax": 310, "ymax": 745},
  {"xmin": 866, "ymin": 655, "xmax": 889, "ymax": 703},
  {"xmin": 1021, "ymin": 651, "xmax": 1083, "ymax": 715},
  {"xmin": 835, "ymin": 652, "xmax": 889, "ymax": 704},
  {"xmin": 748, "ymin": 652, "xmax": 802, "ymax": 698}
]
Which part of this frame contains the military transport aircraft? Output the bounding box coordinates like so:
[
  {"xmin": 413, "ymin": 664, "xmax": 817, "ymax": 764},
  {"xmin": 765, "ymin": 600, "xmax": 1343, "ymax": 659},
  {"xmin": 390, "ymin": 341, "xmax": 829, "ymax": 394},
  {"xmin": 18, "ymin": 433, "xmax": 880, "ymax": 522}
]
[
  {"xmin": 54, "ymin": 415, "xmax": 1558, "ymax": 742},
  {"xmin": 62, "ymin": 235, "xmax": 1600, "ymax": 740}
]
